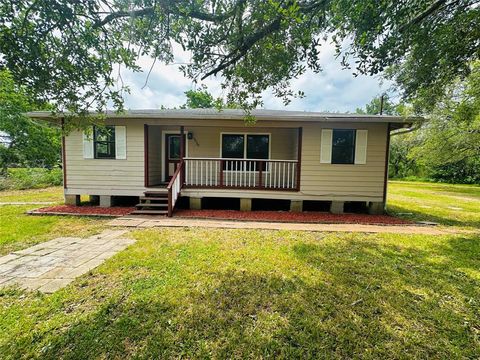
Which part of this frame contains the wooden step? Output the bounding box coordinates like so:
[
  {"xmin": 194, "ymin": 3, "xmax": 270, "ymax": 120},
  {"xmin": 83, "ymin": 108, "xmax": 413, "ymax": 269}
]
[
  {"xmin": 140, "ymin": 196, "xmax": 168, "ymax": 201},
  {"xmin": 135, "ymin": 203, "xmax": 168, "ymax": 208},
  {"xmin": 131, "ymin": 209, "xmax": 168, "ymax": 215},
  {"xmin": 144, "ymin": 190, "xmax": 168, "ymax": 195}
]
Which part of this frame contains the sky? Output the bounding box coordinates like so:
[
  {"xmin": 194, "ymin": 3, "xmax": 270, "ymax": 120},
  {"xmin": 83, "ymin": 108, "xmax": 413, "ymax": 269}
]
[{"xmin": 120, "ymin": 40, "xmax": 393, "ymax": 113}]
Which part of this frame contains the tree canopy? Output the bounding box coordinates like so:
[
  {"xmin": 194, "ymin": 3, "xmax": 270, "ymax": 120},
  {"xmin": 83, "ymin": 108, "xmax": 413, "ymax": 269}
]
[
  {"xmin": 0, "ymin": 0, "xmax": 478, "ymax": 115},
  {"xmin": 361, "ymin": 62, "xmax": 480, "ymax": 184},
  {"xmin": 0, "ymin": 70, "xmax": 60, "ymax": 174}
]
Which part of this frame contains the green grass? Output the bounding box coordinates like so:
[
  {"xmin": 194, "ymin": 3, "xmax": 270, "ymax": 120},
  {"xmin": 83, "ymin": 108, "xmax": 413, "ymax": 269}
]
[
  {"xmin": 0, "ymin": 228, "xmax": 479, "ymax": 359},
  {"xmin": 0, "ymin": 186, "xmax": 64, "ymax": 203},
  {"xmin": 0, "ymin": 182, "xmax": 479, "ymax": 358},
  {"xmin": 388, "ymin": 181, "xmax": 480, "ymax": 228},
  {"xmin": 0, "ymin": 187, "xmax": 106, "ymax": 255},
  {"xmin": 0, "ymin": 168, "xmax": 63, "ymax": 190}
]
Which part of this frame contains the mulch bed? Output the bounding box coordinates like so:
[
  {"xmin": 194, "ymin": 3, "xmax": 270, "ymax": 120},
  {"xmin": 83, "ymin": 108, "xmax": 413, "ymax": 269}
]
[
  {"xmin": 30, "ymin": 205, "xmax": 135, "ymax": 217},
  {"xmin": 29, "ymin": 205, "xmax": 412, "ymax": 225},
  {"xmin": 174, "ymin": 209, "xmax": 413, "ymax": 225}
]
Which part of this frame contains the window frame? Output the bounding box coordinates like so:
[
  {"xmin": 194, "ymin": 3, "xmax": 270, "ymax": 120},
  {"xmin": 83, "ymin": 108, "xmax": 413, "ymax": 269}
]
[
  {"xmin": 93, "ymin": 125, "xmax": 116, "ymax": 159},
  {"xmin": 331, "ymin": 129, "xmax": 356, "ymax": 165},
  {"xmin": 220, "ymin": 132, "xmax": 271, "ymax": 171}
]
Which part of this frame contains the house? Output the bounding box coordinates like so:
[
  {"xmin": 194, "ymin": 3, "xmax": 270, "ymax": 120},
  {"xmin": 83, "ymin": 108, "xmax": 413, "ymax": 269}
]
[{"xmin": 28, "ymin": 109, "xmax": 414, "ymax": 216}]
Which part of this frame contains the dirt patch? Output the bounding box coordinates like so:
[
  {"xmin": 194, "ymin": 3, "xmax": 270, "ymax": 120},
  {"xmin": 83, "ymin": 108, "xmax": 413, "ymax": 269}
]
[
  {"xmin": 30, "ymin": 205, "xmax": 134, "ymax": 217},
  {"xmin": 174, "ymin": 209, "xmax": 413, "ymax": 225}
]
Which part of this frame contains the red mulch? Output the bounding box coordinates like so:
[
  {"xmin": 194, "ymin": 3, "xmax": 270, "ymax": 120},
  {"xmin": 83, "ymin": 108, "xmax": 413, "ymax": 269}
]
[
  {"xmin": 174, "ymin": 209, "xmax": 413, "ymax": 225},
  {"xmin": 33, "ymin": 205, "xmax": 135, "ymax": 216},
  {"xmin": 31, "ymin": 205, "xmax": 412, "ymax": 225}
]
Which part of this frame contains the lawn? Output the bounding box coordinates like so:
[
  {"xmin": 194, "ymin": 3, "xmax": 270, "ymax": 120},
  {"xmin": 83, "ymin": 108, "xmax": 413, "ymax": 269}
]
[
  {"xmin": 0, "ymin": 182, "xmax": 479, "ymax": 358},
  {"xmin": 1, "ymin": 229, "xmax": 479, "ymax": 358},
  {"xmin": 388, "ymin": 180, "xmax": 480, "ymax": 228},
  {"xmin": 0, "ymin": 187, "xmax": 107, "ymax": 255}
]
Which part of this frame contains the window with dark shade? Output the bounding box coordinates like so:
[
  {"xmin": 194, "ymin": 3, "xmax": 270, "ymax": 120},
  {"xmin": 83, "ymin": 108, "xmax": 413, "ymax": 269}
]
[
  {"xmin": 94, "ymin": 126, "xmax": 116, "ymax": 159},
  {"xmin": 221, "ymin": 134, "xmax": 244, "ymax": 159},
  {"xmin": 169, "ymin": 136, "xmax": 181, "ymax": 159},
  {"xmin": 221, "ymin": 133, "xmax": 270, "ymax": 170},
  {"xmin": 332, "ymin": 129, "xmax": 355, "ymax": 164},
  {"xmin": 247, "ymin": 135, "xmax": 269, "ymax": 159}
]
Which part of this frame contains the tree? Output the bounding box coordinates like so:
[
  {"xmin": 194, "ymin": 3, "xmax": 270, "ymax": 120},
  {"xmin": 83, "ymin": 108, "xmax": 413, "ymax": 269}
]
[
  {"xmin": 0, "ymin": 70, "xmax": 61, "ymax": 175},
  {"xmin": 0, "ymin": 1, "xmax": 477, "ymax": 116},
  {"xmin": 358, "ymin": 63, "xmax": 480, "ymax": 184},
  {"xmin": 411, "ymin": 62, "xmax": 480, "ymax": 168},
  {"xmin": 180, "ymin": 86, "xmax": 225, "ymax": 109}
]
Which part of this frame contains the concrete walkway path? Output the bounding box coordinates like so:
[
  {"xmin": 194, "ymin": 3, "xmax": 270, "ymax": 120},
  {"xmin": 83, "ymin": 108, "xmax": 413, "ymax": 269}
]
[
  {"xmin": 109, "ymin": 216, "xmax": 460, "ymax": 235},
  {"xmin": 0, "ymin": 229, "xmax": 134, "ymax": 293}
]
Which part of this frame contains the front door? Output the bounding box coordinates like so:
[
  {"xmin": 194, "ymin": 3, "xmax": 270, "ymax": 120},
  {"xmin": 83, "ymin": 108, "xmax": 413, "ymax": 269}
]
[{"xmin": 165, "ymin": 134, "xmax": 184, "ymax": 181}]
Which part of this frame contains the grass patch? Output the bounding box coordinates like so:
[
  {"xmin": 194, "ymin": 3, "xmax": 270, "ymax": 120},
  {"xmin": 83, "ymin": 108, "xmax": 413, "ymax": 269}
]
[
  {"xmin": 388, "ymin": 181, "xmax": 480, "ymax": 228},
  {"xmin": 0, "ymin": 205, "xmax": 108, "ymax": 255},
  {"xmin": 0, "ymin": 185, "xmax": 107, "ymax": 255},
  {"xmin": 0, "ymin": 228, "xmax": 479, "ymax": 358},
  {"xmin": 0, "ymin": 186, "xmax": 64, "ymax": 203}
]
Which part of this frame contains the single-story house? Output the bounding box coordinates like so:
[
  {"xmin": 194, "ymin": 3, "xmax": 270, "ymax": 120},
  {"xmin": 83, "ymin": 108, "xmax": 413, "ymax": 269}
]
[{"xmin": 28, "ymin": 109, "xmax": 415, "ymax": 216}]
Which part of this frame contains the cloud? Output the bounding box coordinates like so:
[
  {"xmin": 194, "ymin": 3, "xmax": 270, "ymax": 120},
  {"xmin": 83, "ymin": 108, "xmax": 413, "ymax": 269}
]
[{"xmin": 121, "ymin": 40, "xmax": 391, "ymax": 112}]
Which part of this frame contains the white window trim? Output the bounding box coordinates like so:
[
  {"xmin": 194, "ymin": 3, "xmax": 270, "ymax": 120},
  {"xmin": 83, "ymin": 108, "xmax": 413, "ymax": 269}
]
[{"xmin": 219, "ymin": 132, "xmax": 272, "ymax": 172}]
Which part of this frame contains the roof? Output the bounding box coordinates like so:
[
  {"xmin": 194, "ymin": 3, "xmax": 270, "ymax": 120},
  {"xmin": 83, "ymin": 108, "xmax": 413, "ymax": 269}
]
[{"xmin": 26, "ymin": 108, "xmax": 419, "ymax": 124}]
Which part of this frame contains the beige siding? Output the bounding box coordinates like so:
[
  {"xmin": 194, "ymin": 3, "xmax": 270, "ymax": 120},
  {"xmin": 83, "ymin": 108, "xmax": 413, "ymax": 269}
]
[
  {"xmin": 64, "ymin": 120, "xmax": 144, "ymax": 194},
  {"xmin": 64, "ymin": 117, "xmax": 387, "ymax": 201},
  {"xmin": 299, "ymin": 122, "xmax": 387, "ymax": 200}
]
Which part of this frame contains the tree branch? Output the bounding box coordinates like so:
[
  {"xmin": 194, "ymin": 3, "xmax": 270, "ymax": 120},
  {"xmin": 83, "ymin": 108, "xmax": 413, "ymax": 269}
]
[
  {"xmin": 201, "ymin": 18, "xmax": 282, "ymax": 79},
  {"xmin": 92, "ymin": 0, "xmax": 247, "ymax": 28},
  {"xmin": 399, "ymin": 0, "xmax": 448, "ymax": 32}
]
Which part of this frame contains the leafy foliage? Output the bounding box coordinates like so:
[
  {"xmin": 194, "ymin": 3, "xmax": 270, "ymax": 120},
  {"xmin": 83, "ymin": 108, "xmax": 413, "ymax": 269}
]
[
  {"xmin": 0, "ymin": 0, "xmax": 478, "ymax": 114},
  {"xmin": 359, "ymin": 63, "xmax": 480, "ymax": 184},
  {"xmin": 0, "ymin": 70, "xmax": 61, "ymax": 174},
  {"xmin": 179, "ymin": 85, "xmax": 224, "ymax": 109},
  {"xmin": 0, "ymin": 168, "xmax": 63, "ymax": 190},
  {"xmin": 411, "ymin": 62, "xmax": 480, "ymax": 167}
]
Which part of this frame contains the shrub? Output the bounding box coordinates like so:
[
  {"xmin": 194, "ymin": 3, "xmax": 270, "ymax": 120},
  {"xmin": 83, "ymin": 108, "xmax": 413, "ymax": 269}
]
[{"xmin": 0, "ymin": 168, "xmax": 63, "ymax": 190}]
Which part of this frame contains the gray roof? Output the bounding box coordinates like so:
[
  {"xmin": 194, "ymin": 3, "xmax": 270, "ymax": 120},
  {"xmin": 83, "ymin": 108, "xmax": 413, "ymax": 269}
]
[{"xmin": 27, "ymin": 108, "xmax": 419, "ymax": 124}]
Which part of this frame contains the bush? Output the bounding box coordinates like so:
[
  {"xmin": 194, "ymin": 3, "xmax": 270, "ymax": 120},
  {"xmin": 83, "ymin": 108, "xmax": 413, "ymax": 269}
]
[
  {"xmin": 0, "ymin": 168, "xmax": 63, "ymax": 190},
  {"xmin": 427, "ymin": 159, "xmax": 480, "ymax": 185}
]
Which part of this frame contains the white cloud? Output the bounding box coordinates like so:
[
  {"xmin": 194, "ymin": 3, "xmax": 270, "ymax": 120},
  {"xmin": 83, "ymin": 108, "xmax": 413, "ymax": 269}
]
[{"xmin": 121, "ymin": 40, "xmax": 392, "ymax": 112}]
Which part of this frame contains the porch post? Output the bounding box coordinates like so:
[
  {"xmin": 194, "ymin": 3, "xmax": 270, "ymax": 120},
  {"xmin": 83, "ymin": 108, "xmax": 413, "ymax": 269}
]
[
  {"xmin": 144, "ymin": 124, "xmax": 149, "ymax": 187},
  {"xmin": 296, "ymin": 127, "xmax": 302, "ymax": 191},
  {"xmin": 180, "ymin": 126, "xmax": 185, "ymax": 185}
]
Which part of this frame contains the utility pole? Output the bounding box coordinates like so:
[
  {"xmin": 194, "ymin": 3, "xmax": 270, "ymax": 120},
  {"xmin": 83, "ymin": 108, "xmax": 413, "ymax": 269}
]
[{"xmin": 379, "ymin": 94, "xmax": 385, "ymax": 115}]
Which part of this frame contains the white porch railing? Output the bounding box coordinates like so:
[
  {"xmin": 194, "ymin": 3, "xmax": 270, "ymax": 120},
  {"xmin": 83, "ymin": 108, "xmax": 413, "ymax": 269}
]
[
  {"xmin": 167, "ymin": 160, "xmax": 184, "ymax": 216},
  {"xmin": 183, "ymin": 158, "xmax": 299, "ymax": 190}
]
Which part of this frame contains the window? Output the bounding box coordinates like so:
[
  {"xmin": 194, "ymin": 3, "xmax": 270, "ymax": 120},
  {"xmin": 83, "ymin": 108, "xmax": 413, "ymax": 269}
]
[
  {"xmin": 247, "ymin": 135, "xmax": 269, "ymax": 160},
  {"xmin": 222, "ymin": 134, "xmax": 244, "ymax": 159},
  {"xmin": 168, "ymin": 135, "xmax": 181, "ymax": 160},
  {"xmin": 94, "ymin": 125, "xmax": 116, "ymax": 159},
  {"xmin": 221, "ymin": 134, "xmax": 270, "ymax": 170},
  {"xmin": 331, "ymin": 129, "xmax": 355, "ymax": 164}
]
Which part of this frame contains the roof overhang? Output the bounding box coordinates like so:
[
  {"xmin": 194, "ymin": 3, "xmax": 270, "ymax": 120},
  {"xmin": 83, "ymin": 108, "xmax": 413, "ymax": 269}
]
[{"xmin": 26, "ymin": 108, "xmax": 421, "ymax": 127}]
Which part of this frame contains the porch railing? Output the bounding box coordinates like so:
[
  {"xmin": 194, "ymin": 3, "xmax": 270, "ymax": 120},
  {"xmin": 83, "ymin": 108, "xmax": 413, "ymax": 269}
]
[
  {"xmin": 167, "ymin": 160, "xmax": 184, "ymax": 217},
  {"xmin": 184, "ymin": 158, "xmax": 299, "ymax": 190}
]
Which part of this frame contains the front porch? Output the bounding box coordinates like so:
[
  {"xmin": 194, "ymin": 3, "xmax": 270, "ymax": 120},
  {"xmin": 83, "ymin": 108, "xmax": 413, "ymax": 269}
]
[{"xmin": 140, "ymin": 124, "xmax": 303, "ymax": 216}]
